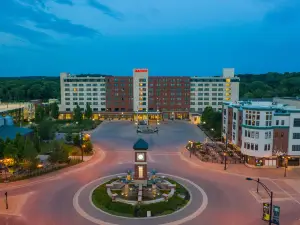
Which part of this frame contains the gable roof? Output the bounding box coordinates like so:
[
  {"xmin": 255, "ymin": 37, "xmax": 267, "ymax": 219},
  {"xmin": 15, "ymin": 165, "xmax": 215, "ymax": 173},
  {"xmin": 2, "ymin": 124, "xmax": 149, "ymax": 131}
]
[
  {"xmin": 133, "ymin": 138, "xmax": 149, "ymax": 150},
  {"xmin": 0, "ymin": 125, "xmax": 33, "ymax": 140}
]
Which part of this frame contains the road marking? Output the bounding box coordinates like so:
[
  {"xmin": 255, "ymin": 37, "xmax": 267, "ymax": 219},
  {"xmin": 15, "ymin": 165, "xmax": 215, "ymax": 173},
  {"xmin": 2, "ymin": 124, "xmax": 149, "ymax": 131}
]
[
  {"xmin": 248, "ymin": 190, "xmax": 293, "ymax": 203},
  {"xmin": 73, "ymin": 173, "xmax": 208, "ymax": 225},
  {"xmin": 269, "ymin": 179, "xmax": 300, "ymax": 205}
]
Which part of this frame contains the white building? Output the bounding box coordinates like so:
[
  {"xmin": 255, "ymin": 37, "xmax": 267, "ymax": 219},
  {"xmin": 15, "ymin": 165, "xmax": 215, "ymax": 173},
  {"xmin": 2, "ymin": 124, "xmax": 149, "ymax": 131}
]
[
  {"xmin": 190, "ymin": 68, "xmax": 239, "ymax": 113},
  {"xmin": 223, "ymin": 101, "xmax": 300, "ymax": 167},
  {"xmin": 59, "ymin": 72, "xmax": 107, "ymax": 117}
]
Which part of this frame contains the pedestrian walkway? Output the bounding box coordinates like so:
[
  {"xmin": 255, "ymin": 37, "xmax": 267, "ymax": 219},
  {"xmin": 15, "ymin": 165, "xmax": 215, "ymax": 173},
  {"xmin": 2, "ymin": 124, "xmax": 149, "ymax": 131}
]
[{"xmin": 180, "ymin": 149, "xmax": 300, "ymax": 180}]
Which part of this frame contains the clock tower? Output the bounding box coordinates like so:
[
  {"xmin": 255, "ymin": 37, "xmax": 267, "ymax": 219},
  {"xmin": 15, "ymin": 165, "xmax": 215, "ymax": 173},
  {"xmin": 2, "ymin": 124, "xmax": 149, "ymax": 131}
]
[{"xmin": 133, "ymin": 138, "xmax": 148, "ymax": 186}]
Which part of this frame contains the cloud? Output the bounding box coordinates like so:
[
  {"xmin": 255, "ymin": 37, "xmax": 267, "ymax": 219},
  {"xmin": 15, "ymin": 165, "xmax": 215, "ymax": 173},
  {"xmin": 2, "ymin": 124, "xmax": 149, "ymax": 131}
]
[
  {"xmin": 0, "ymin": 0, "xmax": 99, "ymax": 47},
  {"xmin": 54, "ymin": 0, "xmax": 73, "ymax": 6},
  {"xmin": 87, "ymin": 0, "xmax": 124, "ymax": 20}
]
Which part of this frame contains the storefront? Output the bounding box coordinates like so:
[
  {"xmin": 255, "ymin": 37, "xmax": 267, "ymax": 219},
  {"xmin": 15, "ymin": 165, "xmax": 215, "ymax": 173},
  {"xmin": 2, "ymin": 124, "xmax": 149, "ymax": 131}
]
[{"xmin": 244, "ymin": 155, "xmax": 277, "ymax": 167}]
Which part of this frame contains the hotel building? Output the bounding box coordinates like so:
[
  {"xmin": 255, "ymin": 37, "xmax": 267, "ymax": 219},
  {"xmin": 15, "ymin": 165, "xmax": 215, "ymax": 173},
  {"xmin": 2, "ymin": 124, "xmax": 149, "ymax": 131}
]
[
  {"xmin": 59, "ymin": 68, "xmax": 239, "ymax": 121},
  {"xmin": 223, "ymin": 100, "xmax": 300, "ymax": 167}
]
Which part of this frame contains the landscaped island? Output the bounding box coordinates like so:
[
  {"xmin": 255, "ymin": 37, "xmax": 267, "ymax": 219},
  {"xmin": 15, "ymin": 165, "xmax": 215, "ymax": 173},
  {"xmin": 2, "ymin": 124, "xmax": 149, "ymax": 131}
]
[{"xmin": 91, "ymin": 172, "xmax": 190, "ymax": 218}]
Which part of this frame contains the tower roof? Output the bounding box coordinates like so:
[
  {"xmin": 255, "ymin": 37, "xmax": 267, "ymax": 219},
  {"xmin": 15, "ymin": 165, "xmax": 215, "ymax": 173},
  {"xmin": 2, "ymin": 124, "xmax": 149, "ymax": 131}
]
[{"xmin": 133, "ymin": 138, "xmax": 149, "ymax": 150}]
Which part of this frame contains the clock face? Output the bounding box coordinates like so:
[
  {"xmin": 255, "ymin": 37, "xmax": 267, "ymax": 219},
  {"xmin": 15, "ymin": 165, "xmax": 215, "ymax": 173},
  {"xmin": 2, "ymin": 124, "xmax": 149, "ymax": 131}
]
[{"xmin": 137, "ymin": 153, "xmax": 144, "ymax": 161}]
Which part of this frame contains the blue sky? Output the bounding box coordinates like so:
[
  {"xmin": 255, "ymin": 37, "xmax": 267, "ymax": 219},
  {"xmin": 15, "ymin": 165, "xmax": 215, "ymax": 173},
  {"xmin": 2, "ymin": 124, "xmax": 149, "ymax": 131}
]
[{"xmin": 0, "ymin": 0, "xmax": 300, "ymax": 77}]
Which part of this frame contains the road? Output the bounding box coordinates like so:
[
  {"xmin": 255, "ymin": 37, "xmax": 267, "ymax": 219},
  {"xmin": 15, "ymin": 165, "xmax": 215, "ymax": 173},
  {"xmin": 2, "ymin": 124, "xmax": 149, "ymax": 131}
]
[{"xmin": 0, "ymin": 120, "xmax": 300, "ymax": 225}]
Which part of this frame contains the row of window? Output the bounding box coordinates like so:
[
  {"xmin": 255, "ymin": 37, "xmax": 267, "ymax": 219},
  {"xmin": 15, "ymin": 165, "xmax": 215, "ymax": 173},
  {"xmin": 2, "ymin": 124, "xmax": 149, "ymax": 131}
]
[
  {"xmin": 191, "ymin": 88, "xmax": 224, "ymax": 92},
  {"xmin": 65, "ymin": 97, "xmax": 106, "ymax": 101},
  {"xmin": 191, "ymin": 97, "xmax": 223, "ymax": 101},
  {"xmin": 65, "ymin": 83, "xmax": 105, "ymax": 87},
  {"xmin": 292, "ymin": 145, "xmax": 300, "ymax": 151},
  {"xmin": 65, "ymin": 93, "xmax": 106, "ymax": 96},
  {"xmin": 191, "ymin": 102, "xmax": 223, "ymax": 106},
  {"xmin": 63, "ymin": 79, "xmax": 106, "ymax": 82},
  {"xmin": 191, "ymin": 93, "xmax": 224, "ymax": 97},
  {"xmin": 66, "ymin": 102, "xmax": 106, "ymax": 106},
  {"xmin": 244, "ymin": 142, "xmax": 259, "ymax": 151},
  {"xmin": 275, "ymin": 120, "xmax": 285, "ymax": 126},
  {"xmin": 65, "ymin": 88, "xmax": 106, "ymax": 92}
]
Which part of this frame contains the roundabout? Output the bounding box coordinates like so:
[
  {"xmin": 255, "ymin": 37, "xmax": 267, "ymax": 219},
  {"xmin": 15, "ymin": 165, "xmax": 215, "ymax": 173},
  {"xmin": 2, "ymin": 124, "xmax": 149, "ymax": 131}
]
[{"xmin": 73, "ymin": 173, "xmax": 208, "ymax": 225}]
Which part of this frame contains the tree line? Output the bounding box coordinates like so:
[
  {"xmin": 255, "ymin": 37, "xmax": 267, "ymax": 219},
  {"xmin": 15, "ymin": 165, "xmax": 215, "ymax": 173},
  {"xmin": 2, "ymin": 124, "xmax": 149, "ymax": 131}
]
[{"xmin": 1, "ymin": 72, "xmax": 300, "ymax": 102}]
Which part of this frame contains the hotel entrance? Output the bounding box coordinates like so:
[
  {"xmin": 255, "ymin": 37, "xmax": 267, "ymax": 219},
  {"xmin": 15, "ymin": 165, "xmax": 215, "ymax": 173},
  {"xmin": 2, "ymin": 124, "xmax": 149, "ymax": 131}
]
[{"xmin": 134, "ymin": 112, "xmax": 162, "ymax": 124}]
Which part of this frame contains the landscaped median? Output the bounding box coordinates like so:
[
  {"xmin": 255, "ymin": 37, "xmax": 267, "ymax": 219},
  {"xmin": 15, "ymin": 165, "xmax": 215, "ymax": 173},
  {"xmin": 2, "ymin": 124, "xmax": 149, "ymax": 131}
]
[{"xmin": 91, "ymin": 177, "xmax": 190, "ymax": 218}]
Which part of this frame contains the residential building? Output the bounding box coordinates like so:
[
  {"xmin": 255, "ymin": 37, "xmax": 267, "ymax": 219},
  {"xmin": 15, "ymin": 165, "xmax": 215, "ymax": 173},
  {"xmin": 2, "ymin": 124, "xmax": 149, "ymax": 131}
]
[
  {"xmin": 59, "ymin": 68, "xmax": 239, "ymax": 121},
  {"xmin": 223, "ymin": 100, "xmax": 300, "ymax": 167},
  {"xmin": 273, "ymin": 97, "xmax": 300, "ymax": 109}
]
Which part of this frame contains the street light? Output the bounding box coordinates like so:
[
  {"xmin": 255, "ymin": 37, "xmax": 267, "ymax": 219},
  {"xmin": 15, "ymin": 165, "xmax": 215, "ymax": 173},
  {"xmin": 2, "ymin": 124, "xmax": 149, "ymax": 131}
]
[
  {"xmin": 224, "ymin": 152, "xmax": 227, "ymax": 170},
  {"xmin": 246, "ymin": 177, "xmax": 273, "ymax": 225}
]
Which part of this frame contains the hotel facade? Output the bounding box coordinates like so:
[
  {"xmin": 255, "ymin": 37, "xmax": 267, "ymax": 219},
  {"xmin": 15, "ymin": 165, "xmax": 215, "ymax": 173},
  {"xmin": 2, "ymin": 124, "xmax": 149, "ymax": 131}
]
[
  {"xmin": 59, "ymin": 68, "xmax": 239, "ymax": 121},
  {"xmin": 223, "ymin": 101, "xmax": 300, "ymax": 167}
]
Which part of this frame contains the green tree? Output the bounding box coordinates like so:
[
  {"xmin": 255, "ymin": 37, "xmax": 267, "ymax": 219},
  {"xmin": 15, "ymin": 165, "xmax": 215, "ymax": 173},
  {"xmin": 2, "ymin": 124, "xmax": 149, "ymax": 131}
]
[
  {"xmin": 33, "ymin": 132, "xmax": 41, "ymax": 153},
  {"xmin": 65, "ymin": 132, "xmax": 73, "ymax": 143},
  {"xmin": 84, "ymin": 140, "xmax": 93, "ymax": 153},
  {"xmin": 49, "ymin": 141, "xmax": 69, "ymax": 163},
  {"xmin": 50, "ymin": 102, "xmax": 59, "ymax": 119},
  {"xmin": 44, "ymin": 104, "xmax": 50, "ymax": 117},
  {"xmin": 14, "ymin": 133, "xmax": 25, "ymax": 160},
  {"xmin": 4, "ymin": 143, "xmax": 18, "ymax": 162},
  {"xmin": 73, "ymin": 134, "xmax": 80, "ymax": 146},
  {"xmin": 73, "ymin": 105, "xmax": 83, "ymax": 124},
  {"xmin": 23, "ymin": 138, "xmax": 38, "ymax": 162},
  {"xmin": 39, "ymin": 120, "xmax": 55, "ymax": 140},
  {"xmin": 85, "ymin": 103, "xmax": 93, "ymax": 119},
  {"xmin": 35, "ymin": 105, "xmax": 45, "ymax": 123},
  {"xmin": 0, "ymin": 138, "xmax": 4, "ymax": 159}
]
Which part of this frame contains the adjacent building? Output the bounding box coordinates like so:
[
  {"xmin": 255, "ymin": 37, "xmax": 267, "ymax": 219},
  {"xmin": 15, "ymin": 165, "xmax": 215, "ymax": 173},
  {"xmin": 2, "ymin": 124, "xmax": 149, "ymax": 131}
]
[
  {"xmin": 59, "ymin": 68, "xmax": 240, "ymax": 121},
  {"xmin": 223, "ymin": 100, "xmax": 300, "ymax": 167}
]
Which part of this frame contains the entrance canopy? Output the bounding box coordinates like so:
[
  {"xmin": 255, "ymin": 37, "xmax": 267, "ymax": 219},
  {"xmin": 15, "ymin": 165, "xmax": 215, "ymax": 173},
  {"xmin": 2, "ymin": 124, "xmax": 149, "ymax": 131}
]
[{"xmin": 133, "ymin": 138, "xmax": 149, "ymax": 150}]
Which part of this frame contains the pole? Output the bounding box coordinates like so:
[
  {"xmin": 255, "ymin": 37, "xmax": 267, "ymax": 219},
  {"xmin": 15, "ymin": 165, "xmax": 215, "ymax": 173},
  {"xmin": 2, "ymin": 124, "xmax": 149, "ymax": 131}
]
[
  {"xmin": 284, "ymin": 164, "xmax": 287, "ymax": 177},
  {"xmin": 257, "ymin": 178, "xmax": 259, "ymax": 193},
  {"xmin": 224, "ymin": 155, "xmax": 227, "ymax": 170},
  {"xmin": 5, "ymin": 192, "xmax": 8, "ymax": 209},
  {"xmin": 269, "ymin": 191, "xmax": 273, "ymax": 225},
  {"xmin": 80, "ymin": 131, "xmax": 83, "ymax": 161}
]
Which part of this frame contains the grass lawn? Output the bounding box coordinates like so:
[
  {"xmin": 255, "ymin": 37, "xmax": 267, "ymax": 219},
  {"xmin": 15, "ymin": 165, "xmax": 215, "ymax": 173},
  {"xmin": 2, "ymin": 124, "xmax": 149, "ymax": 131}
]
[
  {"xmin": 91, "ymin": 178, "xmax": 189, "ymax": 218},
  {"xmin": 56, "ymin": 119, "xmax": 102, "ymax": 133}
]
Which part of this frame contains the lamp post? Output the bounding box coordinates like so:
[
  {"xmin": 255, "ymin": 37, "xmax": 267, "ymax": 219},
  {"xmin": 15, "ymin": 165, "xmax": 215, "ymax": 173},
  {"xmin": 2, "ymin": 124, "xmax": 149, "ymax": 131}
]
[
  {"xmin": 79, "ymin": 130, "xmax": 83, "ymax": 162},
  {"xmin": 224, "ymin": 152, "xmax": 227, "ymax": 170},
  {"xmin": 246, "ymin": 177, "xmax": 273, "ymax": 225},
  {"xmin": 5, "ymin": 192, "xmax": 8, "ymax": 209}
]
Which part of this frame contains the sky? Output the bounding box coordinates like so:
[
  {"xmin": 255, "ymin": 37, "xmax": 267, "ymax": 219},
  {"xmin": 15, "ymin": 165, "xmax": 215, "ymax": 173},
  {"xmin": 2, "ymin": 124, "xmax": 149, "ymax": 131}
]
[{"xmin": 0, "ymin": 0, "xmax": 300, "ymax": 77}]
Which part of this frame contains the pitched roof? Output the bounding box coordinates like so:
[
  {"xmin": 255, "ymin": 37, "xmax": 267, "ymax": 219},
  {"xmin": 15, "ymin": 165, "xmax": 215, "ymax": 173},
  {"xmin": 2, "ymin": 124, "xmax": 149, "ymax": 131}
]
[
  {"xmin": 133, "ymin": 138, "xmax": 149, "ymax": 150},
  {"xmin": 0, "ymin": 125, "xmax": 33, "ymax": 140}
]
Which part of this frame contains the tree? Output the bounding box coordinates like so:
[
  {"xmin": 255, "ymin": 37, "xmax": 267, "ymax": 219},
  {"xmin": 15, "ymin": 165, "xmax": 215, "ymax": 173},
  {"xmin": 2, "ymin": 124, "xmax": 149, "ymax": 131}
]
[
  {"xmin": 73, "ymin": 105, "xmax": 83, "ymax": 124},
  {"xmin": 65, "ymin": 132, "xmax": 73, "ymax": 143},
  {"xmin": 49, "ymin": 141, "xmax": 69, "ymax": 163},
  {"xmin": 4, "ymin": 143, "xmax": 18, "ymax": 162},
  {"xmin": 84, "ymin": 140, "xmax": 93, "ymax": 153},
  {"xmin": 44, "ymin": 104, "xmax": 50, "ymax": 117},
  {"xmin": 39, "ymin": 120, "xmax": 55, "ymax": 140},
  {"xmin": 35, "ymin": 105, "xmax": 45, "ymax": 123},
  {"xmin": 33, "ymin": 132, "xmax": 41, "ymax": 153},
  {"xmin": 23, "ymin": 138, "xmax": 38, "ymax": 162},
  {"xmin": 201, "ymin": 106, "xmax": 222, "ymax": 138},
  {"xmin": 14, "ymin": 133, "xmax": 25, "ymax": 160},
  {"xmin": 50, "ymin": 102, "xmax": 59, "ymax": 119},
  {"xmin": 73, "ymin": 134, "xmax": 80, "ymax": 146},
  {"xmin": 85, "ymin": 103, "xmax": 93, "ymax": 119}
]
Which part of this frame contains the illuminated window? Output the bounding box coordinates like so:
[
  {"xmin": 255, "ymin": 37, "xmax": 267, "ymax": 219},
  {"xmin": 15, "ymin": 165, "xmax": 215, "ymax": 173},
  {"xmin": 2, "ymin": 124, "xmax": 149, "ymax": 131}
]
[
  {"xmin": 225, "ymin": 98, "xmax": 231, "ymax": 101},
  {"xmin": 73, "ymin": 88, "xmax": 77, "ymax": 92},
  {"xmin": 226, "ymin": 79, "xmax": 231, "ymax": 82},
  {"xmin": 226, "ymin": 93, "xmax": 231, "ymax": 96},
  {"xmin": 139, "ymin": 108, "xmax": 143, "ymax": 111},
  {"xmin": 138, "ymin": 166, "xmax": 143, "ymax": 178},
  {"xmin": 226, "ymin": 88, "xmax": 231, "ymax": 91},
  {"xmin": 226, "ymin": 83, "xmax": 230, "ymax": 86}
]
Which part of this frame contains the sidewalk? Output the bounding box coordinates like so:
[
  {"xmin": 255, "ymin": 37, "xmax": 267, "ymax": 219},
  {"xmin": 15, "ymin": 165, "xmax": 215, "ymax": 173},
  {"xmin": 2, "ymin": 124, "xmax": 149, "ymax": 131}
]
[{"xmin": 180, "ymin": 150, "xmax": 300, "ymax": 180}]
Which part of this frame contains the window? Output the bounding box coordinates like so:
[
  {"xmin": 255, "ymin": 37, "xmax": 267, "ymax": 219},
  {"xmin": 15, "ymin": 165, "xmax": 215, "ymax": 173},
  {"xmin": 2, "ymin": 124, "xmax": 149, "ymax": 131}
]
[
  {"xmin": 251, "ymin": 131, "xmax": 254, "ymax": 138},
  {"xmin": 276, "ymin": 120, "xmax": 279, "ymax": 125},
  {"xmin": 294, "ymin": 118, "xmax": 300, "ymax": 127},
  {"xmin": 264, "ymin": 144, "xmax": 267, "ymax": 151},
  {"xmin": 244, "ymin": 142, "xmax": 246, "ymax": 148},
  {"xmin": 251, "ymin": 143, "xmax": 254, "ymax": 150},
  {"xmin": 268, "ymin": 144, "xmax": 270, "ymax": 150},
  {"xmin": 224, "ymin": 109, "xmax": 226, "ymax": 115},
  {"xmin": 255, "ymin": 144, "xmax": 258, "ymax": 150},
  {"xmin": 292, "ymin": 145, "xmax": 300, "ymax": 151},
  {"xmin": 247, "ymin": 143, "xmax": 250, "ymax": 149},
  {"xmin": 265, "ymin": 132, "xmax": 268, "ymax": 139},
  {"xmin": 268, "ymin": 131, "xmax": 271, "ymax": 138},
  {"xmin": 138, "ymin": 166, "xmax": 144, "ymax": 178},
  {"xmin": 233, "ymin": 112, "xmax": 236, "ymax": 120},
  {"xmin": 293, "ymin": 133, "xmax": 300, "ymax": 139},
  {"xmin": 255, "ymin": 132, "xmax": 259, "ymax": 139},
  {"xmin": 281, "ymin": 120, "xmax": 285, "ymax": 126},
  {"xmin": 281, "ymin": 132, "xmax": 284, "ymax": 137},
  {"xmin": 233, "ymin": 122, "xmax": 236, "ymax": 130},
  {"xmin": 245, "ymin": 130, "xmax": 247, "ymax": 137}
]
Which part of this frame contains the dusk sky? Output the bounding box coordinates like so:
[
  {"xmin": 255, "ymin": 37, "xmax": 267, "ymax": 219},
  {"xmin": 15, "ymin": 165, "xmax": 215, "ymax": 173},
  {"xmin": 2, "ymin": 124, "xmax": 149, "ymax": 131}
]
[{"xmin": 0, "ymin": 0, "xmax": 300, "ymax": 77}]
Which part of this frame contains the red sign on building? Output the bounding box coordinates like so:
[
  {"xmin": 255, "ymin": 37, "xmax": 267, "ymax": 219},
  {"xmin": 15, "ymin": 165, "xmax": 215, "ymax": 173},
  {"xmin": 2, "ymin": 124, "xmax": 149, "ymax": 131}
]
[{"xmin": 135, "ymin": 69, "xmax": 148, "ymax": 72}]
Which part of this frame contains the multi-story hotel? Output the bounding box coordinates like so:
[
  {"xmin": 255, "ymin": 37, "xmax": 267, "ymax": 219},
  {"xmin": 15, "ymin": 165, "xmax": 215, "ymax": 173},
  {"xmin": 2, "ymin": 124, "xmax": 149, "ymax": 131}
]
[
  {"xmin": 59, "ymin": 68, "xmax": 239, "ymax": 121},
  {"xmin": 223, "ymin": 100, "xmax": 300, "ymax": 167}
]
